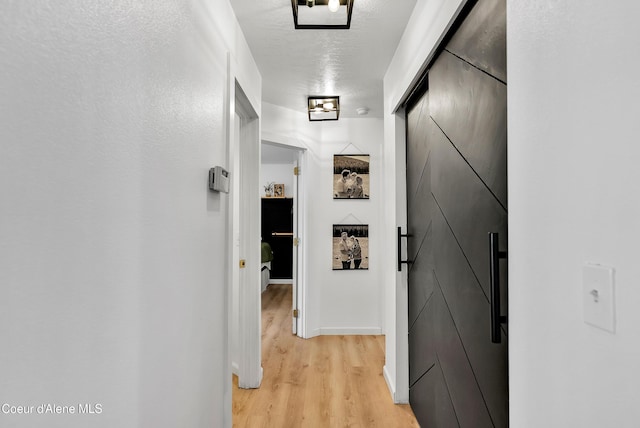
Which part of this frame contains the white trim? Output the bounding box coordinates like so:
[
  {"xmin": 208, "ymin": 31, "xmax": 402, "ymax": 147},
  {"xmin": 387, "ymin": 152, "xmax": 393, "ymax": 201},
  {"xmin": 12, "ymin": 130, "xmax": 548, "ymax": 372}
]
[
  {"xmin": 224, "ymin": 51, "xmax": 234, "ymax": 428},
  {"xmin": 268, "ymin": 278, "xmax": 293, "ymax": 285},
  {"xmin": 261, "ymin": 134, "xmax": 308, "ymax": 150},
  {"xmin": 394, "ymin": 111, "xmax": 410, "ymax": 404},
  {"xmin": 235, "ymin": 81, "xmax": 262, "ymax": 390},
  {"xmin": 229, "ymin": 110, "xmax": 241, "ymax": 383},
  {"xmin": 296, "ymin": 149, "xmax": 307, "ymax": 339},
  {"xmin": 384, "ymin": 0, "xmax": 468, "ymax": 114},
  {"xmin": 291, "ymin": 154, "xmax": 299, "ymax": 335},
  {"xmin": 317, "ymin": 327, "xmax": 383, "ymax": 335},
  {"xmin": 383, "ymin": 365, "xmax": 394, "ymax": 396},
  {"xmin": 260, "ymin": 138, "xmax": 308, "ymax": 340},
  {"xmin": 383, "ymin": 365, "xmax": 409, "ymax": 404},
  {"xmin": 383, "ymin": 0, "xmax": 469, "ymax": 406}
]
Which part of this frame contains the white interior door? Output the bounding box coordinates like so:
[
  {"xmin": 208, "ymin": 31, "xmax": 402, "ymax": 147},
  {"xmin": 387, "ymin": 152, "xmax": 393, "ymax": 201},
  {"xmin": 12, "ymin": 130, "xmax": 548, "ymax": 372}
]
[{"xmin": 291, "ymin": 159, "xmax": 299, "ymax": 335}]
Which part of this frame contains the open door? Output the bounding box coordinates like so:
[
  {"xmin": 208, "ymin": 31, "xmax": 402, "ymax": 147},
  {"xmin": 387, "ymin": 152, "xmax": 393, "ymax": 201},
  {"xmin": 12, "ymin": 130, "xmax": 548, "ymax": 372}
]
[
  {"xmin": 259, "ymin": 142, "xmax": 305, "ymax": 338},
  {"xmin": 292, "ymin": 148, "xmax": 306, "ymax": 337},
  {"xmin": 260, "ymin": 142, "xmax": 305, "ymax": 337},
  {"xmin": 291, "ymin": 157, "xmax": 300, "ymax": 335}
]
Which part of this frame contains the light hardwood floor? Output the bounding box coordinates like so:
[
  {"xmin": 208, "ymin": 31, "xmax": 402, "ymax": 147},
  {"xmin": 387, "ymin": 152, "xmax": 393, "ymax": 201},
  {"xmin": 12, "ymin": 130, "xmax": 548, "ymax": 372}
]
[{"xmin": 233, "ymin": 283, "xmax": 419, "ymax": 428}]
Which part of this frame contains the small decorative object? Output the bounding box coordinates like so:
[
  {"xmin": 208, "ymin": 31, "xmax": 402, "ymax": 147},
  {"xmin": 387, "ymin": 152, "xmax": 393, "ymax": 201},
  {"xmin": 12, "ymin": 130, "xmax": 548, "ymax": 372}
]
[
  {"xmin": 273, "ymin": 183, "xmax": 285, "ymax": 198},
  {"xmin": 332, "ymin": 224, "xmax": 369, "ymax": 270},
  {"xmin": 333, "ymin": 154, "xmax": 370, "ymax": 199},
  {"xmin": 263, "ymin": 182, "xmax": 274, "ymax": 197}
]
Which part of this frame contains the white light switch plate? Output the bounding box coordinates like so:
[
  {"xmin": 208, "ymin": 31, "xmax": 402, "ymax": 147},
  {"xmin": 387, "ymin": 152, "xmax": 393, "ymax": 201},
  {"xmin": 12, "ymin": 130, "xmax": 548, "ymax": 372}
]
[{"xmin": 582, "ymin": 263, "xmax": 615, "ymax": 333}]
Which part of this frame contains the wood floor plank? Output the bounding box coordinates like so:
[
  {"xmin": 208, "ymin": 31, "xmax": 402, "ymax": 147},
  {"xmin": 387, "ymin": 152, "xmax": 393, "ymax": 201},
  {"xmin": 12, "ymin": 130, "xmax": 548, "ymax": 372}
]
[{"xmin": 233, "ymin": 283, "xmax": 419, "ymax": 428}]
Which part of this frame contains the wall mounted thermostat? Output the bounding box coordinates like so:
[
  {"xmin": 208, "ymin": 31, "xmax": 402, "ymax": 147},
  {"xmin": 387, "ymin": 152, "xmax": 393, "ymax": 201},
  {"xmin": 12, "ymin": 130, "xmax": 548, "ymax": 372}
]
[{"xmin": 209, "ymin": 166, "xmax": 230, "ymax": 193}]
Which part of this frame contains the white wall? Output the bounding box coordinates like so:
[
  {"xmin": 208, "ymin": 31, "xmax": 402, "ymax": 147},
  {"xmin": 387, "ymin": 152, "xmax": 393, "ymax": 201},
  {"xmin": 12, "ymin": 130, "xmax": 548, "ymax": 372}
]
[
  {"xmin": 261, "ymin": 144, "xmax": 296, "ymax": 199},
  {"xmin": 0, "ymin": 1, "xmax": 260, "ymax": 427},
  {"xmin": 508, "ymin": 2, "xmax": 640, "ymax": 426},
  {"xmin": 261, "ymin": 163, "xmax": 294, "ymax": 197},
  {"xmin": 382, "ymin": 0, "xmax": 640, "ymax": 422},
  {"xmin": 382, "ymin": 0, "xmax": 467, "ymax": 403},
  {"xmin": 262, "ymin": 103, "xmax": 384, "ymax": 337}
]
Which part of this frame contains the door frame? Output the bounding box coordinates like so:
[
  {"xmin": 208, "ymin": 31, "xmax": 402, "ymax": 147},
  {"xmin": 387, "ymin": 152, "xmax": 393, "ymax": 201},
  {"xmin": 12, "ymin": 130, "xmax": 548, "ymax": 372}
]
[
  {"xmin": 261, "ymin": 140, "xmax": 307, "ymax": 338},
  {"xmin": 384, "ymin": 0, "xmax": 476, "ymax": 405},
  {"xmin": 230, "ymin": 81, "xmax": 262, "ymax": 389}
]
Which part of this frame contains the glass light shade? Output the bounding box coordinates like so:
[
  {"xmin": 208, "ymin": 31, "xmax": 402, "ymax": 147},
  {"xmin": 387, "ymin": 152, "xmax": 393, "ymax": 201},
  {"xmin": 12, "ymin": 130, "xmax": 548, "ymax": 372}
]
[
  {"xmin": 292, "ymin": 0, "xmax": 353, "ymax": 29},
  {"xmin": 308, "ymin": 96, "xmax": 340, "ymax": 121}
]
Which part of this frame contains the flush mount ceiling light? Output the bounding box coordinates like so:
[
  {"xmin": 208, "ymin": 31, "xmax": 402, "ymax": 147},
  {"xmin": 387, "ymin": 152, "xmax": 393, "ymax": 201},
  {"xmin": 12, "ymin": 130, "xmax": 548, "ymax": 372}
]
[
  {"xmin": 292, "ymin": 0, "xmax": 354, "ymax": 30},
  {"xmin": 308, "ymin": 96, "xmax": 340, "ymax": 121}
]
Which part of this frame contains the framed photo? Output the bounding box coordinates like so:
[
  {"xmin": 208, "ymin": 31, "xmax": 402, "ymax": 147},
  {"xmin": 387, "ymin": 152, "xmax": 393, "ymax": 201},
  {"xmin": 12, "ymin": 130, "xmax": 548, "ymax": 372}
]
[
  {"xmin": 273, "ymin": 183, "xmax": 285, "ymax": 198},
  {"xmin": 333, "ymin": 154, "xmax": 370, "ymax": 199},
  {"xmin": 332, "ymin": 224, "xmax": 369, "ymax": 270}
]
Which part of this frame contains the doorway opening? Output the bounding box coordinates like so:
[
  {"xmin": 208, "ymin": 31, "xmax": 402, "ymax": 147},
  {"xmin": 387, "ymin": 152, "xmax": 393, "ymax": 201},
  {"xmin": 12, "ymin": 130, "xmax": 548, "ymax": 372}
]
[
  {"xmin": 230, "ymin": 81, "xmax": 261, "ymax": 390},
  {"xmin": 260, "ymin": 141, "xmax": 305, "ymax": 337}
]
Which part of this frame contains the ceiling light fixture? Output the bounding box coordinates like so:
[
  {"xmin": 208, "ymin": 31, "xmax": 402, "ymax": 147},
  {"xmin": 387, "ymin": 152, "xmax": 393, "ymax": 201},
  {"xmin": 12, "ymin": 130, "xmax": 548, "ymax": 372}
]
[
  {"xmin": 308, "ymin": 96, "xmax": 340, "ymax": 121},
  {"xmin": 291, "ymin": 0, "xmax": 354, "ymax": 30}
]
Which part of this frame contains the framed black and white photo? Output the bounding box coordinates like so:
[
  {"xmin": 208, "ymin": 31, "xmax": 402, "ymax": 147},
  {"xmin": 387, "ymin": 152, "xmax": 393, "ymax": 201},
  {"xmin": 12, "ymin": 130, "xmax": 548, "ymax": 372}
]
[
  {"xmin": 332, "ymin": 224, "xmax": 369, "ymax": 270},
  {"xmin": 273, "ymin": 183, "xmax": 285, "ymax": 198},
  {"xmin": 333, "ymin": 154, "xmax": 370, "ymax": 199}
]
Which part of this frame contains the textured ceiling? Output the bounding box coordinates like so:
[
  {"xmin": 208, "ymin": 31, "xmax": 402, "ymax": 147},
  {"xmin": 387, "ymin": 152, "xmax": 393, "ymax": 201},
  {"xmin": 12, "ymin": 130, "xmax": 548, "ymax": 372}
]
[{"xmin": 230, "ymin": 0, "xmax": 417, "ymax": 118}]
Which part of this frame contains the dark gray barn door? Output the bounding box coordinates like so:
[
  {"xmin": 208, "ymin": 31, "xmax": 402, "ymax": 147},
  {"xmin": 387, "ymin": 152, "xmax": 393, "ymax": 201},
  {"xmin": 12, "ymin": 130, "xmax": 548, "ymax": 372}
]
[{"xmin": 406, "ymin": 0, "xmax": 508, "ymax": 426}]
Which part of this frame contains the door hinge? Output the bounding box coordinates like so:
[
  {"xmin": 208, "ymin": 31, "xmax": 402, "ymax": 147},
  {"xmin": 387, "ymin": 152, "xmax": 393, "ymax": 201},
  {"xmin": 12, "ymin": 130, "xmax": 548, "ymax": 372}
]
[
  {"xmin": 293, "ymin": 237, "xmax": 299, "ymax": 246},
  {"xmin": 293, "ymin": 166, "xmax": 300, "ymax": 176},
  {"xmin": 293, "ymin": 309, "xmax": 299, "ymax": 318},
  {"xmin": 239, "ymin": 259, "xmax": 246, "ymax": 268}
]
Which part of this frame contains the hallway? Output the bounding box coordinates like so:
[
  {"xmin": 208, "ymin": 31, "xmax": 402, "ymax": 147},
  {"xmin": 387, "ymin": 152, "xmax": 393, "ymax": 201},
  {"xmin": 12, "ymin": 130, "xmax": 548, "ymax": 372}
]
[
  {"xmin": 3, "ymin": 2, "xmax": 640, "ymax": 427},
  {"xmin": 232, "ymin": 284, "xmax": 419, "ymax": 427}
]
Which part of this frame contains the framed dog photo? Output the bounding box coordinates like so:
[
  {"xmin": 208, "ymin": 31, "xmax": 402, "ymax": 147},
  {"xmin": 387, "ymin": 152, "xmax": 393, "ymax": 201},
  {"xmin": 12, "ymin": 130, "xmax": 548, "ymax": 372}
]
[
  {"xmin": 333, "ymin": 154, "xmax": 370, "ymax": 199},
  {"xmin": 332, "ymin": 224, "xmax": 369, "ymax": 270}
]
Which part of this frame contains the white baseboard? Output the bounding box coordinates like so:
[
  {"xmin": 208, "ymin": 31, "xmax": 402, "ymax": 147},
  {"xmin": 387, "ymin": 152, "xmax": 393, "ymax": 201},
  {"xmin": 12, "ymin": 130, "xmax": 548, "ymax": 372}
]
[
  {"xmin": 232, "ymin": 361, "xmax": 239, "ymax": 377},
  {"xmin": 384, "ymin": 364, "xmax": 409, "ymax": 404},
  {"xmin": 317, "ymin": 327, "xmax": 382, "ymax": 335},
  {"xmin": 383, "ymin": 365, "xmax": 396, "ymax": 402},
  {"xmin": 268, "ymin": 279, "xmax": 292, "ymax": 285}
]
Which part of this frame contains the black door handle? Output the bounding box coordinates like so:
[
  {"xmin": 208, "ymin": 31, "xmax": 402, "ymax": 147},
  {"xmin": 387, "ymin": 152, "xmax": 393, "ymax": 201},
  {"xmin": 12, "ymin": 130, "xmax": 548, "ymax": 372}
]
[
  {"xmin": 397, "ymin": 227, "xmax": 413, "ymax": 272},
  {"xmin": 489, "ymin": 232, "xmax": 507, "ymax": 343}
]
